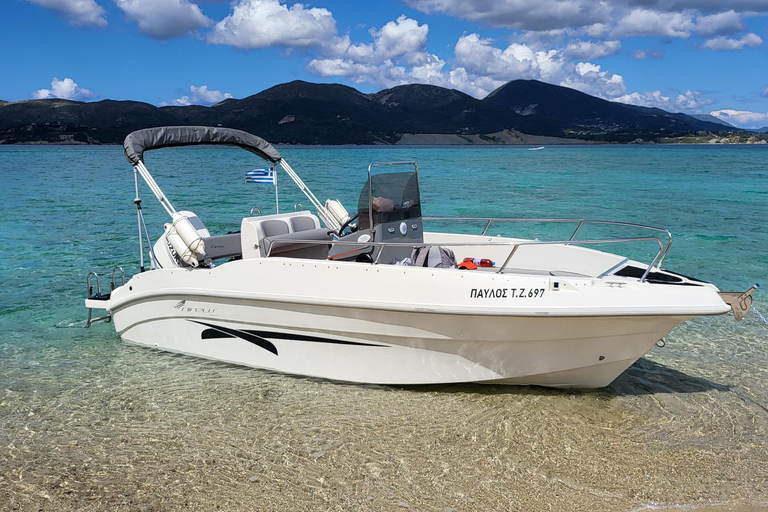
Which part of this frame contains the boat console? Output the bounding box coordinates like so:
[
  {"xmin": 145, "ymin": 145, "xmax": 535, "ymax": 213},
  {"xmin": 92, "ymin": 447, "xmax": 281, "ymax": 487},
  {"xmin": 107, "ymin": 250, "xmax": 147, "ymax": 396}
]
[{"xmin": 330, "ymin": 163, "xmax": 424, "ymax": 264}]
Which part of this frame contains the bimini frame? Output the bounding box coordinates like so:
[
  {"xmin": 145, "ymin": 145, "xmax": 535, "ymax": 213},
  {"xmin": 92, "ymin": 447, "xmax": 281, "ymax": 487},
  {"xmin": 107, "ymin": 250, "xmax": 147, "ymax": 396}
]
[{"xmin": 122, "ymin": 126, "xmax": 341, "ymax": 270}]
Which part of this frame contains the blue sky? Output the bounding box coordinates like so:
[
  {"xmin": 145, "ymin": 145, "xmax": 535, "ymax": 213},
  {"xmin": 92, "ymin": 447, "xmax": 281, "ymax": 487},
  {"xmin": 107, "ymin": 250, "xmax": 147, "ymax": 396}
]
[{"xmin": 2, "ymin": 0, "xmax": 768, "ymax": 128}]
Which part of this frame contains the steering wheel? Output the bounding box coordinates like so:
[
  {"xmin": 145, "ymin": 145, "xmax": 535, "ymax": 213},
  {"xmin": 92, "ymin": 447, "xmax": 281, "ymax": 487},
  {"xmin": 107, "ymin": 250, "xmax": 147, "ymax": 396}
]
[{"xmin": 337, "ymin": 213, "xmax": 359, "ymax": 236}]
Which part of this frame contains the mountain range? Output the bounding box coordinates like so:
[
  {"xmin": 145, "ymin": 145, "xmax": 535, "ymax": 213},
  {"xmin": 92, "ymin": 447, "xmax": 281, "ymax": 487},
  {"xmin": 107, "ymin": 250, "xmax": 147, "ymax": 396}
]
[{"xmin": 0, "ymin": 79, "xmax": 735, "ymax": 145}]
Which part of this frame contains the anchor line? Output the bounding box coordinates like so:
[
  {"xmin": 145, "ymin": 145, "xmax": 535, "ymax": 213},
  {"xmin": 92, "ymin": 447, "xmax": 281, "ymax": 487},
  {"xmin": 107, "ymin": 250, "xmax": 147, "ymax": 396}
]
[{"xmin": 751, "ymin": 306, "xmax": 768, "ymax": 327}]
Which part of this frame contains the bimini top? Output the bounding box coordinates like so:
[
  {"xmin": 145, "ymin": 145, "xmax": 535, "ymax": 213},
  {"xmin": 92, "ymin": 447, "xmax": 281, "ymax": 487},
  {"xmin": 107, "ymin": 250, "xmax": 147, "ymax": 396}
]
[{"xmin": 123, "ymin": 126, "xmax": 282, "ymax": 165}]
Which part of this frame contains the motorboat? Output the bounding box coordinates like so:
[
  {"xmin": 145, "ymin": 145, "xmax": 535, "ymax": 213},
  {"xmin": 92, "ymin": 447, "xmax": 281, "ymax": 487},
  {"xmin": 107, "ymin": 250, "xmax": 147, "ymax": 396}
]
[{"xmin": 84, "ymin": 126, "xmax": 756, "ymax": 387}]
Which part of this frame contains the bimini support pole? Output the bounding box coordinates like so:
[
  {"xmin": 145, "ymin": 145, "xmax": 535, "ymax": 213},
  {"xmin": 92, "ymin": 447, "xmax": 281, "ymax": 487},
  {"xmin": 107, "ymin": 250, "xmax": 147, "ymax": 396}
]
[
  {"xmin": 133, "ymin": 160, "xmax": 179, "ymax": 271},
  {"xmin": 133, "ymin": 167, "xmax": 145, "ymax": 272},
  {"xmin": 133, "ymin": 159, "xmax": 207, "ymax": 267},
  {"xmin": 277, "ymin": 159, "xmax": 341, "ymax": 231},
  {"xmin": 134, "ymin": 160, "xmax": 176, "ymax": 217}
]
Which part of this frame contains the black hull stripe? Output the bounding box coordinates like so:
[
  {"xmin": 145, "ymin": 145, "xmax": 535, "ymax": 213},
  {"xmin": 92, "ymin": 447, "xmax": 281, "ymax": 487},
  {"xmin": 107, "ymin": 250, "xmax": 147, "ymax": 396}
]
[
  {"xmin": 191, "ymin": 320, "xmax": 386, "ymax": 355},
  {"xmin": 244, "ymin": 329, "xmax": 386, "ymax": 347},
  {"xmin": 202, "ymin": 329, "xmax": 234, "ymax": 339},
  {"xmin": 192, "ymin": 321, "xmax": 278, "ymax": 355}
]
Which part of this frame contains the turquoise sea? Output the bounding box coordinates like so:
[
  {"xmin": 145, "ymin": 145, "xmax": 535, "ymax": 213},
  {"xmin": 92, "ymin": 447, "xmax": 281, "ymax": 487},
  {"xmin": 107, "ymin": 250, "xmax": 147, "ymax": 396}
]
[{"xmin": 1, "ymin": 144, "xmax": 767, "ymax": 511}]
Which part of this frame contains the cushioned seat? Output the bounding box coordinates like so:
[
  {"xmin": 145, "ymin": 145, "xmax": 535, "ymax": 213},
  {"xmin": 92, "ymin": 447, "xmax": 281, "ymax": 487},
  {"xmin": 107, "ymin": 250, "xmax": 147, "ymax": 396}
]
[
  {"xmin": 261, "ymin": 219, "xmax": 290, "ymax": 237},
  {"xmin": 290, "ymin": 216, "xmax": 317, "ymax": 232},
  {"xmin": 262, "ymin": 228, "xmax": 332, "ymax": 259}
]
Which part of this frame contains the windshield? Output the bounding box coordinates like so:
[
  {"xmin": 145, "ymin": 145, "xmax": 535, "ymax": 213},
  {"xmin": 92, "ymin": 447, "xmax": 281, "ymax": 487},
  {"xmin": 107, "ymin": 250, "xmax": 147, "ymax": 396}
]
[{"xmin": 357, "ymin": 170, "xmax": 421, "ymax": 231}]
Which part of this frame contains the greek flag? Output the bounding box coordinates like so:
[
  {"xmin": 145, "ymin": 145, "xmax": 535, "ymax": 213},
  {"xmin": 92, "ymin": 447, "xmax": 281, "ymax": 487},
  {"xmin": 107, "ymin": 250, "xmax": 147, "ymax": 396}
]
[{"xmin": 245, "ymin": 167, "xmax": 276, "ymax": 185}]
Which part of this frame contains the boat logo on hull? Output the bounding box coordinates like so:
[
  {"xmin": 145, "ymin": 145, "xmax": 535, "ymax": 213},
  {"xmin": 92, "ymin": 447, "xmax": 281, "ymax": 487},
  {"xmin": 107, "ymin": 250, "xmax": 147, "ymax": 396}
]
[{"xmin": 174, "ymin": 300, "xmax": 218, "ymax": 316}]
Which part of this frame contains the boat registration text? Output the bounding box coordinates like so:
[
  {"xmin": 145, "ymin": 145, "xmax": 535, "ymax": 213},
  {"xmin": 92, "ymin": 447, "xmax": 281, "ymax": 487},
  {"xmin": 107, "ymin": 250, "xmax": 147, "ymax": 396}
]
[{"xmin": 469, "ymin": 288, "xmax": 546, "ymax": 299}]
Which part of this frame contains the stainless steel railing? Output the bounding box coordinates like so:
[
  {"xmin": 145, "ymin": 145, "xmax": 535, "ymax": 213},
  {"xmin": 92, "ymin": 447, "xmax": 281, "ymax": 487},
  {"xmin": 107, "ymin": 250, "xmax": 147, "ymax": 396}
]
[
  {"xmin": 265, "ymin": 227, "xmax": 668, "ymax": 282},
  {"xmin": 424, "ymin": 216, "xmax": 673, "ymax": 269}
]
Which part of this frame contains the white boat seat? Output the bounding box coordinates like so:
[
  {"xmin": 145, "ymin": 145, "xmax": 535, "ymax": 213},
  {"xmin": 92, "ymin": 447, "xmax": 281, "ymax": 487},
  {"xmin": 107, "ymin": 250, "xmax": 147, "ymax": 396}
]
[
  {"xmin": 262, "ymin": 228, "xmax": 332, "ymax": 259},
  {"xmin": 261, "ymin": 219, "xmax": 291, "ymax": 237},
  {"xmin": 290, "ymin": 216, "xmax": 317, "ymax": 232},
  {"xmin": 240, "ymin": 211, "xmax": 323, "ymax": 259}
]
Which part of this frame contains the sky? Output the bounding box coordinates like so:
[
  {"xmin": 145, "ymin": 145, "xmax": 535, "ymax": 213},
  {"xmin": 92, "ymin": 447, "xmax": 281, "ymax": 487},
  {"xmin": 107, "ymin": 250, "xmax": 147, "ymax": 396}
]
[{"xmin": 2, "ymin": 0, "xmax": 768, "ymax": 128}]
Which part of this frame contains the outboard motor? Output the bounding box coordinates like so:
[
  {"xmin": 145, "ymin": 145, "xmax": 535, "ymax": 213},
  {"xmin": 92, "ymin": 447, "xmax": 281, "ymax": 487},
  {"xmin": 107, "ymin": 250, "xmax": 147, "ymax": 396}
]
[{"xmin": 152, "ymin": 211, "xmax": 211, "ymax": 268}]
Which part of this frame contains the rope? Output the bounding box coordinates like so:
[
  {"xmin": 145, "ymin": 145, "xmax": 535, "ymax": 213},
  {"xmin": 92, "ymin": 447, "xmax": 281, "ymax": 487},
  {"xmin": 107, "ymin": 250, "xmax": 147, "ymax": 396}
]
[{"xmin": 751, "ymin": 306, "xmax": 768, "ymax": 327}]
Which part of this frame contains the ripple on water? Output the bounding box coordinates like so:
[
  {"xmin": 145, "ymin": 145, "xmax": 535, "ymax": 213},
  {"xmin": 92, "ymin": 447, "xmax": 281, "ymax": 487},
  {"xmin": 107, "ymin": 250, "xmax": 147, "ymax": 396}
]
[
  {"xmin": 1, "ymin": 327, "xmax": 767, "ymax": 511},
  {"xmin": 1, "ymin": 145, "xmax": 767, "ymax": 511}
]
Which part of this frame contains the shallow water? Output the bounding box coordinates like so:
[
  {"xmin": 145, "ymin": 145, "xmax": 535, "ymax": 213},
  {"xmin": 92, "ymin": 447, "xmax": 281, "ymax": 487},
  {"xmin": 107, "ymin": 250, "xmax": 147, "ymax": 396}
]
[{"xmin": 1, "ymin": 144, "xmax": 767, "ymax": 511}]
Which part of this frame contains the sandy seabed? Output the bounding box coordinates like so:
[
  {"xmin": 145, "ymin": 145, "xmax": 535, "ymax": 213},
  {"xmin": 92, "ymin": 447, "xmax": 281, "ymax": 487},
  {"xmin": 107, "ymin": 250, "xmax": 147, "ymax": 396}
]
[{"xmin": 1, "ymin": 327, "xmax": 767, "ymax": 512}]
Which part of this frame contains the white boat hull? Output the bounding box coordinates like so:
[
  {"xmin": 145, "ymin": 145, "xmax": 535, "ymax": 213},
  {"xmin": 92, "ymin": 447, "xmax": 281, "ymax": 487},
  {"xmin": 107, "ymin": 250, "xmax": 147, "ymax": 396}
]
[
  {"xmin": 106, "ymin": 257, "xmax": 727, "ymax": 387},
  {"xmin": 87, "ymin": 130, "xmax": 740, "ymax": 388}
]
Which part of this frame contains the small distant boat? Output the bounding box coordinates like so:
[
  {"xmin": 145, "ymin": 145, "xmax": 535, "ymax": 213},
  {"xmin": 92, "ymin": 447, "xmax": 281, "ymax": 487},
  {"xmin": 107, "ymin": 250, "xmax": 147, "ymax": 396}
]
[
  {"xmin": 83, "ymin": 126, "xmax": 756, "ymax": 388},
  {"xmin": 529, "ymin": 146, "xmax": 545, "ymax": 151}
]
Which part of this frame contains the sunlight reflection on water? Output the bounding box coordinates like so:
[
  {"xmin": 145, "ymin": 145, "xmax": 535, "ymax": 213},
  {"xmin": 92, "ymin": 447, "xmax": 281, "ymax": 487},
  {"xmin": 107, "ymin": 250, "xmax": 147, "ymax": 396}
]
[{"xmin": 1, "ymin": 144, "xmax": 766, "ymax": 511}]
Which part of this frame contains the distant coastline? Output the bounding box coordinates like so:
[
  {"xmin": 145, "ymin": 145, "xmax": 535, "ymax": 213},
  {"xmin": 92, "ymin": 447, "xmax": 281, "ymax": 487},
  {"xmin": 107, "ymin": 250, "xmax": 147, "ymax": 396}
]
[
  {"xmin": 3, "ymin": 131, "xmax": 767, "ymax": 146},
  {"xmin": 393, "ymin": 131, "xmax": 768, "ymax": 145},
  {"xmin": 2, "ymin": 79, "xmax": 767, "ymax": 146}
]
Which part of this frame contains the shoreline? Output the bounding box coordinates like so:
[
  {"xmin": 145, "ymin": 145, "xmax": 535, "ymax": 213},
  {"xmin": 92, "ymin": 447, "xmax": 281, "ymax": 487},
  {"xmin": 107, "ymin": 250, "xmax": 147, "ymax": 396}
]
[
  {"xmin": 2, "ymin": 139, "xmax": 767, "ymax": 146},
  {"xmin": 2, "ymin": 128, "xmax": 767, "ymax": 147}
]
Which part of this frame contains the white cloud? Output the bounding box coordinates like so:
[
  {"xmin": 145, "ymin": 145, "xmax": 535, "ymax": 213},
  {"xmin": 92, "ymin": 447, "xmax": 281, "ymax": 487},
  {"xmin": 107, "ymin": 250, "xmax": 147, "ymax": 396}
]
[
  {"xmin": 562, "ymin": 40, "xmax": 621, "ymax": 60},
  {"xmin": 613, "ymin": 9, "xmax": 695, "ymax": 38},
  {"xmin": 306, "ymin": 15, "xmax": 448, "ymax": 89},
  {"xmin": 453, "ymin": 34, "xmax": 540, "ymax": 81},
  {"xmin": 693, "ymin": 10, "xmax": 743, "ymax": 37},
  {"xmin": 583, "ymin": 23, "xmax": 610, "ymax": 38},
  {"xmin": 31, "ymin": 77, "xmax": 99, "ymax": 100},
  {"xmin": 451, "ymin": 37, "xmax": 716, "ymax": 114},
  {"xmin": 660, "ymin": 1, "xmax": 768, "ymax": 14},
  {"xmin": 404, "ymin": 0, "xmax": 611, "ymax": 32},
  {"xmin": 115, "ymin": 0, "xmax": 212, "ymax": 39},
  {"xmin": 710, "ymin": 109, "xmax": 768, "ymax": 129},
  {"xmin": 562, "ymin": 62, "xmax": 626, "ymax": 99},
  {"xmin": 171, "ymin": 3, "xmax": 734, "ymax": 117},
  {"xmin": 410, "ymin": 54, "xmax": 449, "ymax": 83},
  {"xmin": 449, "ymin": 35, "xmax": 628, "ymax": 100},
  {"xmin": 26, "ymin": 0, "xmax": 107, "ymax": 27},
  {"xmin": 208, "ymin": 0, "xmax": 335, "ymax": 49},
  {"xmin": 402, "ymin": 0, "xmax": 766, "ymax": 61},
  {"xmin": 369, "ymin": 15, "xmax": 429, "ymax": 63},
  {"xmin": 404, "ymin": 1, "xmax": 768, "ymax": 36},
  {"xmin": 306, "ymin": 22, "xmax": 668, "ymax": 108},
  {"xmin": 614, "ymin": 90, "xmax": 713, "ymax": 112},
  {"xmin": 309, "ymin": 23, "xmax": 624, "ymax": 99},
  {"xmin": 632, "ymin": 49, "xmax": 663, "ymax": 60},
  {"xmin": 304, "ymin": 59, "xmax": 380, "ymax": 82},
  {"xmin": 701, "ymin": 33, "xmax": 762, "ymax": 51},
  {"xmin": 445, "ymin": 67, "xmax": 505, "ymax": 98},
  {"xmin": 162, "ymin": 85, "xmax": 234, "ymax": 106}
]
